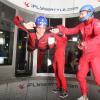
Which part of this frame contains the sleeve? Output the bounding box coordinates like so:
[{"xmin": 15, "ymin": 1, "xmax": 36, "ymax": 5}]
[
  {"xmin": 27, "ymin": 33, "xmax": 36, "ymax": 51},
  {"xmin": 84, "ymin": 21, "xmax": 100, "ymax": 48},
  {"xmin": 13, "ymin": 16, "xmax": 34, "ymax": 34},
  {"xmin": 57, "ymin": 24, "xmax": 80, "ymax": 35},
  {"xmin": 13, "ymin": 16, "xmax": 28, "ymax": 33}
]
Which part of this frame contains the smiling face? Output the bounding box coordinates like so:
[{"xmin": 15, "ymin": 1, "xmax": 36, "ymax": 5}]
[
  {"xmin": 36, "ymin": 25, "xmax": 46, "ymax": 35},
  {"xmin": 79, "ymin": 10, "xmax": 88, "ymax": 19}
]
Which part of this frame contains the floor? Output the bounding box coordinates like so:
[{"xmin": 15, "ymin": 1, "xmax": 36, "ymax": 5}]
[{"xmin": 0, "ymin": 77, "xmax": 100, "ymax": 100}]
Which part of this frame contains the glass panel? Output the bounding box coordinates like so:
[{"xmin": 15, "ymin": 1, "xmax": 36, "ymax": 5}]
[
  {"xmin": 0, "ymin": 1, "xmax": 15, "ymax": 65},
  {"xmin": 65, "ymin": 34, "xmax": 91, "ymax": 76},
  {"xmin": 15, "ymin": 29, "xmax": 33, "ymax": 76},
  {"xmin": 65, "ymin": 35, "xmax": 82, "ymax": 74},
  {"xmin": 37, "ymin": 48, "xmax": 54, "ymax": 73},
  {"xmin": 0, "ymin": 29, "xmax": 14, "ymax": 65},
  {"xmin": 50, "ymin": 18, "xmax": 62, "ymax": 26},
  {"xmin": 65, "ymin": 17, "xmax": 91, "ymax": 76},
  {"xmin": 65, "ymin": 17, "xmax": 79, "ymax": 27}
]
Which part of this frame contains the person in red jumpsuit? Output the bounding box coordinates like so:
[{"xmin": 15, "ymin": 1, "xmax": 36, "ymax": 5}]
[
  {"xmin": 57, "ymin": 4, "xmax": 100, "ymax": 100},
  {"xmin": 13, "ymin": 16, "xmax": 51, "ymax": 72},
  {"xmin": 50, "ymin": 33, "xmax": 68, "ymax": 98},
  {"xmin": 13, "ymin": 15, "xmax": 68, "ymax": 98}
]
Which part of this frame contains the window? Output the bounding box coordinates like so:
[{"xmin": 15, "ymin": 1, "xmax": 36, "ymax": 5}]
[
  {"xmin": 49, "ymin": 18, "xmax": 62, "ymax": 26},
  {"xmin": 64, "ymin": 17, "xmax": 81, "ymax": 75},
  {"xmin": 0, "ymin": 1, "xmax": 15, "ymax": 65},
  {"xmin": 65, "ymin": 17, "xmax": 91, "ymax": 76},
  {"xmin": 15, "ymin": 29, "xmax": 33, "ymax": 76},
  {"xmin": 0, "ymin": 29, "xmax": 14, "ymax": 65}
]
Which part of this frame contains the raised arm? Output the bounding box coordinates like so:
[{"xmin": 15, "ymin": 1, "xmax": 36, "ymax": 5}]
[
  {"xmin": 57, "ymin": 24, "xmax": 81, "ymax": 35},
  {"xmin": 13, "ymin": 15, "xmax": 35, "ymax": 33}
]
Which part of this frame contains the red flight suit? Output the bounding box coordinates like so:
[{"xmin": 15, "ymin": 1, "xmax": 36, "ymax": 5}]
[
  {"xmin": 52, "ymin": 34, "xmax": 68, "ymax": 92},
  {"xmin": 13, "ymin": 16, "xmax": 50, "ymax": 71},
  {"xmin": 13, "ymin": 16, "xmax": 68, "ymax": 91},
  {"xmin": 29, "ymin": 31, "xmax": 68, "ymax": 91},
  {"xmin": 28, "ymin": 32, "xmax": 52, "ymax": 72},
  {"xmin": 58, "ymin": 18, "xmax": 100, "ymax": 96}
]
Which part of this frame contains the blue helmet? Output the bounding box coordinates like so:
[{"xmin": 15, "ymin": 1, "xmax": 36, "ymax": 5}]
[
  {"xmin": 35, "ymin": 16, "xmax": 48, "ymax": 26},
  {"xmin": 79, "ymin": 4, "xmax": 95, "ymax": 22}
]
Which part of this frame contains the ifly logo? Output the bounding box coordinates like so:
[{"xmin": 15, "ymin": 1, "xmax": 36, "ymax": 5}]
[
  {"xmin": 24, "ymin": 0, "xmax": 31, "ymax": 7},
  {"xmin": 18, "ymin": 83, "xmax": 25, "ymax": 89}
]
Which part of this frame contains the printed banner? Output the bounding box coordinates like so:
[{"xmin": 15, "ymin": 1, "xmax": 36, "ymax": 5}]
[{"xmin": 6, "ymin": 0, "xmax": 100, "ymax": 14}]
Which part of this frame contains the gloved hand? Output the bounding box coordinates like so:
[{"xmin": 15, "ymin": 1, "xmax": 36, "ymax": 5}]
[
  {"xmin": 77, "ymin": 41, "xmax": 85, "ymax": 50},
  {"xmin": 13, "ymin": 16, "xmax": 24, "ymax": 26},
  {"xmin": 50, "ymin": 28, "xmax": 59, "ymax": 34},
  {"xmin": 23, "ymin": 22, "xmax": 36, "ymax": 29},
  {"xmin": 48, "ymin": 37, "xmax": 55, "ymax": 45}
]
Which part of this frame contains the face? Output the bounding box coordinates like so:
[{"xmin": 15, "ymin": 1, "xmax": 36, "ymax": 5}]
[
  {"xmin": 36, "ymin": 25, "xmax": 46, "ymax": 35},
  {"xmin": 79, "ymin": 10, "xmax": 88, "ymax": 19}
]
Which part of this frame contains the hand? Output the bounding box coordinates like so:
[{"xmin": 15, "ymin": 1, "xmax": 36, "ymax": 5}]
[
  {"xmin": 77, "ymin": 41, "xmax": 85, "ymax": 50},
  {"xmin": 48, "ymin": 37, "xmax": 55, "ymax": 45},
  {"xmin": 50, "ymin": 28, "xmax": 59, "ymax": 34},
  {"xmin": 13, "ymin": 16, "xmax": 24, "ymax": 26},
  {"xmin": 23, "ymin": 22, "xmax": 36, "ymax": 29}
]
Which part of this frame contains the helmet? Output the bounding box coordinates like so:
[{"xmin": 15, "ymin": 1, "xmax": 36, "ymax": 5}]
[
  {"xmin": 79, "ymin": 4, "xmax": 95, "ymax": 22},
  {"xmin": 35, "ymin": 16, "xmax": 48, "ymax": 26}
]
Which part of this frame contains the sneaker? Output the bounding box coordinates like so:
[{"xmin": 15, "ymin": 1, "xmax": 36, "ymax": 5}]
[
  {"xmin": 52, "ymin": 88, "xmax": 62, "ymax": 93},
  {"xmin": 77, "ymin": 96, "xmax": 89, "ymax": 100},
  {"xmin": 59, "ymin": 90, "xmax": 68, "ymax": 98}
]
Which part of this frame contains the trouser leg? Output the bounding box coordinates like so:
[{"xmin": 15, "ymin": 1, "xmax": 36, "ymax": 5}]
[{"xmin": 76, "ymin": 55, "xmax": 89, "ymax": 96}]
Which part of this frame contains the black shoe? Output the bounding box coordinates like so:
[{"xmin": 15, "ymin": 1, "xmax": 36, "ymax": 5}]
[
  {"xmin": 59, "ymin": 90, "xmax": 68, "ymax": 98},
  {"xmin": 52, "ymin": 88, "xmax": 62, "ymax": 93}
]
